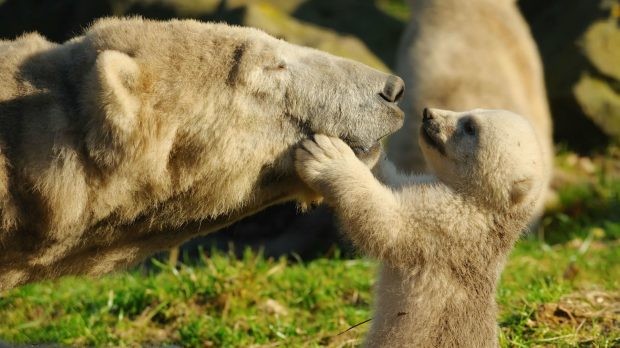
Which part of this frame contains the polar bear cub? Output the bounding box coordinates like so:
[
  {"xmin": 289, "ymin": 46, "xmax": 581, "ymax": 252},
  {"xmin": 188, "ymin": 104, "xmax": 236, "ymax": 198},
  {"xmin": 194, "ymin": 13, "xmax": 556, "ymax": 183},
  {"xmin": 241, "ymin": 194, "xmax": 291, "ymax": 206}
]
[{"xmin": 295, "ymin": 108, "xmax": 546, "ymax": 347}]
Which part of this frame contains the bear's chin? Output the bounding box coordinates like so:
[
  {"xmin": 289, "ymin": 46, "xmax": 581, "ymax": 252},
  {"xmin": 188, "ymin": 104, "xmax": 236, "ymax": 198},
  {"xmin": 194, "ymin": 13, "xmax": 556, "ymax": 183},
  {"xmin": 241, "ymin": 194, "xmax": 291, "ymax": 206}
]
[{"xmin": 353, "ymin": 142, "xmax": 382, "ymax": 168}]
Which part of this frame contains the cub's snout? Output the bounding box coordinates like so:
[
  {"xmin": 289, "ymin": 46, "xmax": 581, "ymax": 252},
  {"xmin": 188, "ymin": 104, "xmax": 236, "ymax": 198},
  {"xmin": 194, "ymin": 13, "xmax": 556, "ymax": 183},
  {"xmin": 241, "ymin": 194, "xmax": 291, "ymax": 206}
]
[{"xmin": 420, "ymin": 108, "xmax": 446, "ymax": 155}]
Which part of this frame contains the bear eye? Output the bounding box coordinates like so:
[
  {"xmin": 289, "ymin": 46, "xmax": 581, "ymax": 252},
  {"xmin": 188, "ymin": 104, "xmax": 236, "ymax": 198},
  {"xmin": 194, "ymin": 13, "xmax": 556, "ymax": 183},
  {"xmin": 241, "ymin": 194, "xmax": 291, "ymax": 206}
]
[
  {"xmin": 264, "ymin": 61, "xmax": 288, "ymax": 72},
  {"xmin": 463, "ymin": 119, "xmax": 477, "ymax": 136}
]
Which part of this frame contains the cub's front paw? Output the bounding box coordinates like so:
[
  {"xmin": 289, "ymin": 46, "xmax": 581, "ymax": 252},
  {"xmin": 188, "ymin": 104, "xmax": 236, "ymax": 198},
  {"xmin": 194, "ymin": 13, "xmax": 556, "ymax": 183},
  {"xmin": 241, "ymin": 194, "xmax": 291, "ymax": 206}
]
[{"xmin": 295, "ymin": 134, "xmax": 362, "ymax": 192}]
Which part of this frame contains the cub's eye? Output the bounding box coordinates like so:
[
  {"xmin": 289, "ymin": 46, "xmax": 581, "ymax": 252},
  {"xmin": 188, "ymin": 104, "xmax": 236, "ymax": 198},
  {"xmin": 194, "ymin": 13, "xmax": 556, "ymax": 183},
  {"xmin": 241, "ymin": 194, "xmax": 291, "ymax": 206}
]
[{"xmin": 463, "ymin": 119, "xmax": 476, "ymax": 136}]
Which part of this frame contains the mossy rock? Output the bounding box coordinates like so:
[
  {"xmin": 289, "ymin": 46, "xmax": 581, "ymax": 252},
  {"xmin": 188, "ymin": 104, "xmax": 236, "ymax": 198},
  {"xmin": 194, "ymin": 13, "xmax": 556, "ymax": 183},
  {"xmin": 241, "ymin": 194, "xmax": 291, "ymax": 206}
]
[
  {"xmin": 574, "ymin": 74, "xmax": 620, "ymax": 140},
  {"xmin": 229, "ymin": 0, "xmax": 305, "ymax": 14},
  {"xmin": 519, "ymin": 0, "xmax": 614, "ymax": 150},
  {"xmin": 133, "ymin": 0, "xmax": 221, "ymax": 17},
  {"xmin": 244, "ymin": 3, "xmax": 389, "ymax": 72},
  {"xmin": 581, "ymin": 19, "xmax": 620, "ymax": 80},
  {"xmin": 574, "ymin": 19, "xmax": 620, "ymax": 142}
]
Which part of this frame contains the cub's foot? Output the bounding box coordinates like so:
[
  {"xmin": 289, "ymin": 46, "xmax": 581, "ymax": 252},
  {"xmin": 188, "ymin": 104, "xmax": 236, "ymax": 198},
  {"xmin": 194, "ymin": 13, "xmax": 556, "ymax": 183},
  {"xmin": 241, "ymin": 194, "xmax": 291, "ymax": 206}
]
[{"xmin": 295, "ymin": 134, "xmax": 366, "ymax": 194}]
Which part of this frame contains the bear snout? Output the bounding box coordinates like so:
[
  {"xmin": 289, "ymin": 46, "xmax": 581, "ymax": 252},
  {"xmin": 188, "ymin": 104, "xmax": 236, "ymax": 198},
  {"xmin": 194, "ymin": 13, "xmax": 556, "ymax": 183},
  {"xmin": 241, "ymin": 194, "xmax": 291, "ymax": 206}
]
[
  {"xmin": 379, "ymin": 75, "xmax": 405, "ymax": 104},
  {"xmin": 422, "ymin": 112, "xmax": 441, "ymax": 134}
]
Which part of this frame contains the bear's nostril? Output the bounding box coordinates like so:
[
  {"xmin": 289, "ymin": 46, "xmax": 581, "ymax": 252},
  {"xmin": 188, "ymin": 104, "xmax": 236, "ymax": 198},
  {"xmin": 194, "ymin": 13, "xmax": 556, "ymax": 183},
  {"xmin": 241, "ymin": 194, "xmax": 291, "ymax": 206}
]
[
  {"xmin": 380, "ymin": 75, "xmax": 405, "ymax": 103},
  {"xmin": 379, "ymin": 92, "xmax": 391, "ymax": 103},
  {"xmin": 394, "ymin": 85, "xmax": 404, "ymax": 102}
]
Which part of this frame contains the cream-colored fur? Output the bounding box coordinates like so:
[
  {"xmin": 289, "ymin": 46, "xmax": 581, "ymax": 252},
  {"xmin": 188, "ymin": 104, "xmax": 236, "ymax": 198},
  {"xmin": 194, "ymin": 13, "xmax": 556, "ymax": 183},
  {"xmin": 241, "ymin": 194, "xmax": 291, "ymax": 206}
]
[
  {"xmin": 0, "ymin": 17, "xmax": 404, "ymax": 289},
  {"xmin": 296, "ymin": 108, "xmax": 546, "ymax": 347},
  {"xmin": 387, "ymin": 0, "xmax": 553, "ymax": 207}
]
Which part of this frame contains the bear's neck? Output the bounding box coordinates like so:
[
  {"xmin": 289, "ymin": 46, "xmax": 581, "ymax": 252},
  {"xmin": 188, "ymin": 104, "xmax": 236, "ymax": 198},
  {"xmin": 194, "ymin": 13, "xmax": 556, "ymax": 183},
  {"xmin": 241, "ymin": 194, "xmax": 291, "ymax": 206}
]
[{"xmin": 365, "ymin": 264, "xmax": 500, "ymax": 348}]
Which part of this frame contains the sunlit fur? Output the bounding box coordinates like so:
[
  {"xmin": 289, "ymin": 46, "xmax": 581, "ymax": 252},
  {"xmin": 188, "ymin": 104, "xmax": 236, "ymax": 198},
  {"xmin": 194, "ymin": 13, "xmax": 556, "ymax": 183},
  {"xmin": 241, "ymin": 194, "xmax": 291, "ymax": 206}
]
[
  {"xmin": 296, "ymin": 109, "xmax": 547, "ymax": 347},
  {"xmin": 0, "ymin": 17, "xmax": 402, "ymax": 289},
  {"xmin": 387, "ymin": 0, "xmax": 553, "ymax": 217}
]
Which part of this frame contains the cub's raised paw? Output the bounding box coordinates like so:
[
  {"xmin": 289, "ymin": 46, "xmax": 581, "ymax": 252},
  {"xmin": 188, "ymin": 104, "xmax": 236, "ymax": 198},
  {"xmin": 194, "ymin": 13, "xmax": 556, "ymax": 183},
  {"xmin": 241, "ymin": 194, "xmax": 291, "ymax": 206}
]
[{"xmin": 295, "ymin": 134, "xmax": 361, "ymax": 191}]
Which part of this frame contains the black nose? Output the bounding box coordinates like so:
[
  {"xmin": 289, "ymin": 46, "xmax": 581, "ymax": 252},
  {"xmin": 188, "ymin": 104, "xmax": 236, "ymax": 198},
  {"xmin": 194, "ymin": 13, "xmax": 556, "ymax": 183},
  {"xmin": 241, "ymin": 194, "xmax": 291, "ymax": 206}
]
[
  {"xmin": 380, "ymin": 75, "xmax": 405, "ymax": 103},
  {"xmin": 422, "ymin": 107, "xmax": 433, "ymax": 122}
]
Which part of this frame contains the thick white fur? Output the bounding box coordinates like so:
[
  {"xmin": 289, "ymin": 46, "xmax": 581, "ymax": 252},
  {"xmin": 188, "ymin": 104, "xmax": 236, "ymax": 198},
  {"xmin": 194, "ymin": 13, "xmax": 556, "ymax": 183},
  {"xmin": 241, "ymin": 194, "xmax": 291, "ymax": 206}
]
[
  {"xmin": 296, "ymin": 109, "xmax": 546, "ymax": 347},
  {"xmin": 388, "ymin": 0, "xmax": 553, "ymax": 217},
  {"xmin": 0, "ymin": 17, "xmax": 403, "ymax": 289}
]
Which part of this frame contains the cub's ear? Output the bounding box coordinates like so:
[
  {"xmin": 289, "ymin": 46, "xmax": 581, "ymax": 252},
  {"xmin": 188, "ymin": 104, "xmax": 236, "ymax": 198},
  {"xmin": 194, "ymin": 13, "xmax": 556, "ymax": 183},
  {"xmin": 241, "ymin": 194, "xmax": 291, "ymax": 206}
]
[
  {"xmin": 510, "ymin": 178, "xmax": 533, "ymax": 205},
  {"xmin": 85, "ymin": 50, "xmax": 141, "ymax": 167}
]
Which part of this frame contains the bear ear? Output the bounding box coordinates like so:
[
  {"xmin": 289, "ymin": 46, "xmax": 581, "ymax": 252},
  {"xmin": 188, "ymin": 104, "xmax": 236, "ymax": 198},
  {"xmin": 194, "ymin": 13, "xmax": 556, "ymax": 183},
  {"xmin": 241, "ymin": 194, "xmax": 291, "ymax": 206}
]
[
  {"xmin": 95, "ymin": 50, "xmax": 140, "ymax": 131},
  {"xmin": 85, "ymin": 50, "xmax": 141, "ymax": 167},
  {"xmin": 510, "ymin": 178, "xmax": 533, "ymax": 205}
]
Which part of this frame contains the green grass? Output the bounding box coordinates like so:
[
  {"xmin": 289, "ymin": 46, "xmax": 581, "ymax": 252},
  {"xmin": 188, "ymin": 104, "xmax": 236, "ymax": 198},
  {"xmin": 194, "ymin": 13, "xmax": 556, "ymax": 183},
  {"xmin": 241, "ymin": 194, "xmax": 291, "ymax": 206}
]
[
  {"xmin": 1, "ymin": 239, "xmax": 617, "ymax": 347},
  {"xmin": 0, "ymin": 156, "xmax": 618, "ymax": 347},
  {"xmin": 0, "ymin": 252, "xmax": 376, "ymax": 347}
]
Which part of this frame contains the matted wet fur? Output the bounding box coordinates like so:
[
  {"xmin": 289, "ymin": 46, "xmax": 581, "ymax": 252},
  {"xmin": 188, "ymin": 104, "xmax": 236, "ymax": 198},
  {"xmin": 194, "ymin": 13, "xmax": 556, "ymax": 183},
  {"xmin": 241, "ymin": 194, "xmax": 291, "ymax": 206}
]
[
  {"xmin": 0, "ymin": 17, "xmax": 404, "ymax": 289},
  {"xmin": 296, "ymin": 109, "xmax": 547, "ymax": 347}
]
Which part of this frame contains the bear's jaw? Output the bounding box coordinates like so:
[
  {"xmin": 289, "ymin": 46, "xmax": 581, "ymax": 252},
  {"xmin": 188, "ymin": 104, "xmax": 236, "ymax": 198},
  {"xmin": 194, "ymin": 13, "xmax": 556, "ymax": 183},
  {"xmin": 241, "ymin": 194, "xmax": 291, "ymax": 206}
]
[
  {"xmin": 341, "ymin": 135, "xmax": 382, "ymax": 156},
  {"xmin": 352, "ymin": 142, "xmax": 382, "ymax": 168},
  {"xmin": 290, "ymin": 116, "xmax": 383, "ymax": 166},
  {"xmin": 286, "ymin": 115, "xmax": 381, "ymax": 161}
]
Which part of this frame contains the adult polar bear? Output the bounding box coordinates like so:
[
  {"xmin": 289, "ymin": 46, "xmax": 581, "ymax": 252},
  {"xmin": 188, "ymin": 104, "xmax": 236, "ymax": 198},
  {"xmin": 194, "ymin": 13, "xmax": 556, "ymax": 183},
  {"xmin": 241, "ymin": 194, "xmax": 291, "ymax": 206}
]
[
  {"xmin": 0, "ymin": 17, "xmax": 404, "ymax": 289},
  {"xmin": 387, "ymin": 0, "xmax": 553, "ymax": 177}
]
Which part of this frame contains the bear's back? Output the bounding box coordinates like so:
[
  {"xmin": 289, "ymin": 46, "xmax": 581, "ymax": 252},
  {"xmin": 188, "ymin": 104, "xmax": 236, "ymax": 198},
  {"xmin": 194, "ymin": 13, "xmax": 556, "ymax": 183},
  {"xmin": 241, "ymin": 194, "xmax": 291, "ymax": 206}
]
[{"xmin": 0, "ymin": 33, "xmax": 58, "ymax": 101}]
